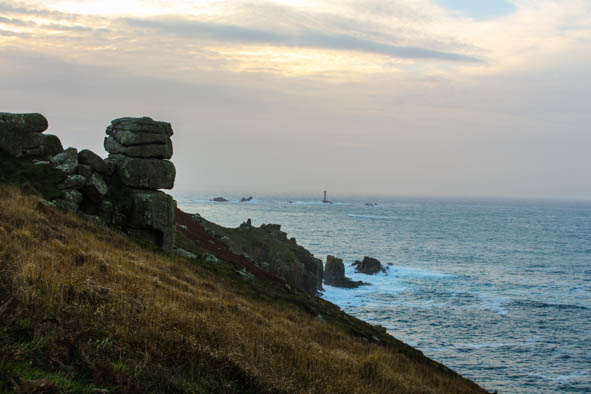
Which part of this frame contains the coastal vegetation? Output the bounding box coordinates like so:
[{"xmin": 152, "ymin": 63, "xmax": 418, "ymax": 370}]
[{"xmin": 0, "ymin": 185, "xmax": 486, "ymax": 393}]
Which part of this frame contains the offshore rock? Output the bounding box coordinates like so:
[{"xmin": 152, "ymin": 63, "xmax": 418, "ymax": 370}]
[
  {"xmin": 113, "ymin": 155, "xmax": 175, "ymax": 190},
  {"xmin": 78, "ymin": 149, "xmax": 108, "ymax": 174},
  {"xmin": 50, "ymin": 148, "xmax": 78, "ymax": 174},
  {"xmin": 128, "ymin": 190, "xmax": 176, "ymax": 250},
  {"xmin": 352, "ymin": 256, "xmax": 387, "ymax": 275},
  {"xmin": 324, "ymin": 255, "xmax": 366, "ymax": 288}
]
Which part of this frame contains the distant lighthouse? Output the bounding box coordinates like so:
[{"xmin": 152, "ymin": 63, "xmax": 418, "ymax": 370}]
[{"xmin": 322, "ymin": 190, "xmax": 333, "ymax": 204}]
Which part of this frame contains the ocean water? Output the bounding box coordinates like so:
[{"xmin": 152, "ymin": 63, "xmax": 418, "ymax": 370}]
[{"xmin": 172, "ymin": 190, "xmax": 591, "ymax": 393}]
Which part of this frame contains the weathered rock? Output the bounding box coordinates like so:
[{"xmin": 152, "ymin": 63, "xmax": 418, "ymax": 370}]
[
  {"xmin": 221, "ymin": 221, "xmax": 324, "ymax": 294},
  {"xmin": 128, "ymin": 190, "xmax": 176, "ymax": 250},
  {"xmin": 213, "ymin": 197, "xmax": 228, "ymax": 202},
  {"xmin": 78, "ymin": 149, "xmax": 108, "ymax": 174},
  {"xmin": 352, "ymin": 256, "xmax": 387, "ymax": 275},
  {"xmin": 260, "ymin": 223, "xmax": 288, "ymax": 241},
  {"xmin": 83, "ymin": 172, "xmax": 108, "ymax": 203},
  {"xmin": 103, "ymin": 157, "xmax": 118, "ymax": 176},
  {"xmin": 0, "ymin": 113, "xmax": 62, "ymax": 159},
  {"xmin": 98, "ymin": 200, "xmax": 115, "ymax": 225},
  {"xmin": 77, "ymin": 164, "xmax": 93, "ymax": 179},
  {"xmin": 113, "ymin": 155, "xmax": 175, "ymax": 189},
  {"xmin": 174, "ymin": 248, "xmax": 197, "ymax": 259},
  {"xmin": 53, "ymin": 189, "xmax": 82, "ymax": 212},
  {"xmin": 59, "ymin": 174, "xmax": 86, "ymax": 190},
  {"xmin": 104, "ymin": 136, "xmax": 172, "ymax": 159},
  {"xmin": 240, "ymin": 196, "xmax": 253, "ymax": 202},
  {"xmin": 324, "ymin": 255, "xmax": 366, "ymax": 288},
  {"xmin": 42, "ymin": 134, "xmax": 64, "ymax": 157},
  {"xmin": 50, "ymin": 148, "xmax": 78, "ymax": 174},
  {"xmin": 108, "ymin": 117, "xmax": 173, "ymax": 136},
  {"xmin": 0, "ymin": 130, "xmax": 42, "ymax": 157},
  {"xmin": 20, "ymin": 134, "xmax": 64, "ymax": 159},
  {"xmin": 0, "ymin": 113, "xmax": 48, "ymax": 133},
  {"xmin": 110, "ymin": 129, "xmax": 169, "ymax": 146}
]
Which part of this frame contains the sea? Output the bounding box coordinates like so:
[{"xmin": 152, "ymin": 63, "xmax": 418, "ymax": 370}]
[{"xmin": 172, "ymin": 189, "xmax": 591, "ymax": 393}]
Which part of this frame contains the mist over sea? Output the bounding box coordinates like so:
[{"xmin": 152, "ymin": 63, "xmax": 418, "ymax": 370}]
[{"xmin": 173, "ymin": 189, "xmax": 591, "ymax": 393}]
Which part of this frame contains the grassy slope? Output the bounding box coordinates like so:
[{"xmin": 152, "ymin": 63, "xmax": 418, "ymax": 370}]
[{"xmin": 0, "ymin": 186, "xmax": 487, "ymax": 393}]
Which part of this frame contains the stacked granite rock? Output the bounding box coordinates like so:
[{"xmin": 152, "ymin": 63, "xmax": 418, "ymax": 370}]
[
  {"xmin": 104, "ymin": 117, "xmax": 176, "ymax": 250},
  {"xmin": 0, "ymin": 112, "xmax": 177, "ymax": 251},
  {"xmin": 0, "ymin": 113, "xmax": 63, "ymax": 159},
  {"xmin": 47, "ymin": 147, "xmax": 110, "ymax": 213}
]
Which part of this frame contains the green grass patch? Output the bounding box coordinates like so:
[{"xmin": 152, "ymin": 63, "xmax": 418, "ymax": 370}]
[{"xmin": 0, "ymin": 360, "xmax": 102, "ymax": 394}]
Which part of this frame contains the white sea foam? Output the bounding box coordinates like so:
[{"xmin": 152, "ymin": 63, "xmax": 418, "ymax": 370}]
[{"xmin": 476, "ymin": 293, "xmax": 509, "ymax": 315}]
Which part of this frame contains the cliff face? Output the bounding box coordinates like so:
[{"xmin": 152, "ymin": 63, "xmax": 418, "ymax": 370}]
[{"xmin": 178, "ymin": 215, "xmax": 324, "ymax": 295}]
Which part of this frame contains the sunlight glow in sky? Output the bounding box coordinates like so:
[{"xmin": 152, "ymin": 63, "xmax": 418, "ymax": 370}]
[{"xmin": 1, "ymin": 0, "xmax": 590, "ymax": 198}]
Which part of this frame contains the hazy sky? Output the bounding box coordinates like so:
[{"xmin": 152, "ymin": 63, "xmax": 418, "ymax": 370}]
[{"xmin": 1, "ymin": 0, "xmax": 590, "ymax": 199}]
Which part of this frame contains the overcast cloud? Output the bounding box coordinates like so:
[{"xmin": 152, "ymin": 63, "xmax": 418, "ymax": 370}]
[{"xmin": 1, "ymin": 0, "xmax": 590, "ymax": 199}]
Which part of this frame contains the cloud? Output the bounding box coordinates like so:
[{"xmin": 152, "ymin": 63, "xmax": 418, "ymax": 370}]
[
  {"xmin": 124, "ymin": 16, "xmax": 481, "ymax": 62},
  {"xmin": 0, "ymin": 16, "xmax": 31, "ymax": 26}
]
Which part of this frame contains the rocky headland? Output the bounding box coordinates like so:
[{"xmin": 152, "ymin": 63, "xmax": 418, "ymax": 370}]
[{"xmin": 0, "ymin": 112, "xmax": 487, "ymax": 393}]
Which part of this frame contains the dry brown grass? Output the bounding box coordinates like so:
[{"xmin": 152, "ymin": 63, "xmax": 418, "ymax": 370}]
[{"xmin": 0, "ymin": 185, "xmax": 486, "ymax": 393}]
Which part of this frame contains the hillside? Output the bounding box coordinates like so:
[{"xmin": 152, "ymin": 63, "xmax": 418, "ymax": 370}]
[{"xmin": 0, "ymin": 185, "xmax": 487, "ymax": 393}]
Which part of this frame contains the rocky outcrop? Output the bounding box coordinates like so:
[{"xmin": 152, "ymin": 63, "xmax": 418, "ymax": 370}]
[
  {"xmin": 213, "ymin": 197, "xmax": 228, "ymax": 202},
  {"xmin": 78, "ymin": 149, "xmax": 108, "ymax": 174},
  {"xmin": 352, "ymin": 256, "xmax": 388, "ymax": 275},
  {"xmin": 104, "ymin": 117, "xmax": 177, "ymax": 250},
  {"xmin": 109, "ymin": 154, "xmax": 175, "ymax": 190},
  {"xmin": 198, "ymin": 220, "xmax": 324, "ymax": 294},
  {"xmin": 0, "ymin": 113, "xmax": 63, "ymax": 159},
  {"xmin": 240, "ymin": 196, "xmax": 253, "ymax": 202},
  {"xmin": 324, "ymin": 255, "xmax": 366, "ymax": 288},
  {"xmin": 0, "ymin": 112, "xmax": 178, "ymax": 251},
  {"xmin": 47, "ymin": 146, "xmax": 110, "ymax": 218}
]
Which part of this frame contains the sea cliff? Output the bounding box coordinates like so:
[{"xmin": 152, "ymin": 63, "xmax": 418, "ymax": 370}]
[{"xmin": 0, "ymin": 112, "xmax": 487, "ymax": 393}]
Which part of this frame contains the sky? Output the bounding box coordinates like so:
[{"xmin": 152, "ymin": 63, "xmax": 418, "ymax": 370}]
[{"xmin": 1, "ymin": 0, "xmax": 590, "ymax": 199}]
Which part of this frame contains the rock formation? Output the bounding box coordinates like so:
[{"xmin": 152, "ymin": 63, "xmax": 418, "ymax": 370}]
[
  {"xmin": 352, "ymin": 256, "xmax": 388, "ymax": 275},
  {"xmin": 324, "ymin": 255, "xmax": 366, "ymax": 288},
  {"xmin": 213, "ymin": 197, "xmax": 229, "ymax": 202},
  {"xmin": 0, "ymin": 113, "xmax": 63, "ymax": 159},
  {"xmin": 104, "ymin": 117, "xmax": 176, "ymax": 249},
  {"xmin": 0, "ymin": 112, "xmax": 177, "ymax": 251}
]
